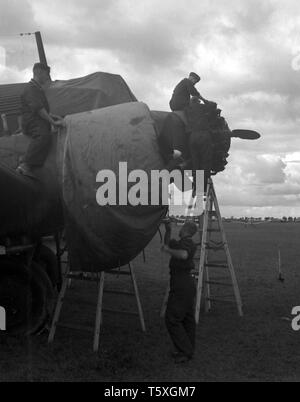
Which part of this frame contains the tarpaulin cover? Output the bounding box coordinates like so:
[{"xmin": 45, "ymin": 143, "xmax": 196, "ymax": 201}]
[
  {"xmin": 61, "ymin": 102, "xmax": 168, "ymax": 271},
  {"xmin": 46, "ymin": 72, "xmax": 137, "ymax": 117}
]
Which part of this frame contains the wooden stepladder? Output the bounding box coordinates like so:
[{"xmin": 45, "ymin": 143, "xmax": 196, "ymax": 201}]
[
  {"xmin": 194, "ymin": 178, "xmax": 243, "ymax": 323},
  {"xmin": 160, "ymin": 178, "xmax": 243, "ymax": 323},
  {"xmin": 48, "ymin": 262, "xmax": 146, "ymax": 352}
]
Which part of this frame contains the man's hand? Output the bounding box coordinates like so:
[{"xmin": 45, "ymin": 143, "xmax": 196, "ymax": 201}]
[
  {"xmin": 50, "ymin": 113, "xmax": 63, "ymax": 120},
  {"xmin": 39, "ymin": 108, "xmax": 66, "ymax": 128},
  {"xmin": 161, "ymin": 244, "xmax": 188, "ymax": 260},
  {"xmin": 161, "ymin": 244, "xmax": 169, "ymax": 253},
  {"xmin": 53, "ymin": 117, "xmax": 66, "ymax": 128},
  {"xmin": 50, "ymin": 113, "xmax": 66, "ymax": 127}
]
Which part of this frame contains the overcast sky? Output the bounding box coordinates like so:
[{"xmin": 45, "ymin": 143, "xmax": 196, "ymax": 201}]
[{"xmin": 1, "ymin": 0, "xmax": 300, "ymax": 217}]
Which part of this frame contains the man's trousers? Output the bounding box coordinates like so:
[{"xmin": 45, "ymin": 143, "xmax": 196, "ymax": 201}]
[
  {"xmin": 23, "ymin": 119, "xmax": 52, "ymax": 168},
  {"xmin": 165, "ymin": 275, "xmax": 196, "ymax": 358}
]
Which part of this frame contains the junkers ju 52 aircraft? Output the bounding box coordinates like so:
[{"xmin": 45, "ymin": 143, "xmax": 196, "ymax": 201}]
[{"xmin": 0, "ymin": 32, "xmax": 260, "ymax": 335}]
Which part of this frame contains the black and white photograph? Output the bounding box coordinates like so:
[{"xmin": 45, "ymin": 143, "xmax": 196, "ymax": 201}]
[{"xmin": 0, "ymin": 0, "xmax": 300, "ymax": 385}]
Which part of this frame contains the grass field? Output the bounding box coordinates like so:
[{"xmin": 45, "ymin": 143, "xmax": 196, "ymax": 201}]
[{"xmin": 1, "ymin": 222, "xmax": 300, "ymax": 382}]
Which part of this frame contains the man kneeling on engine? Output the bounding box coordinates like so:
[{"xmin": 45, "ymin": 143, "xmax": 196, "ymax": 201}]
[
  {"xmin": 17, "ymin": 62, "xmax": 65, "ymax": 176},
  {"xmin": 169, "ymin": 72, "xmax": 208, "ymax": 128},
  {"xmin": 161, "ymin": 73, "xmax": 211, "ymax": 171}
]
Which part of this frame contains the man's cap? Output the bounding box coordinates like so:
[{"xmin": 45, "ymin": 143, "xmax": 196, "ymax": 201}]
[
  {"xmin": 33, "ymin": 62, "xmax": 50, "ymax": 73},
  {"xmin": 182, "ymin": 221, "xmax": 198, "ymax": 236},
  {"xmin": 189, "ymin": 72, "xmax": 200, "ymax": 81}
]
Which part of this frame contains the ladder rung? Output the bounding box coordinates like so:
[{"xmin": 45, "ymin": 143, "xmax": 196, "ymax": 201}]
[
  {"xmin": 102, "ymin": 308, "xmax": 139, "ymax": 316},
  {"xmin": 106, "ymin": 270, "xmax": 131, "ymax": 276},
  {"xmin": 208, "ymin": 276, "xmax": 230, "ymax": 281},
  {"xmin": 205, "ymin": 262, "xmax": 228, "ymax": 268},
  {"xmin": 206, "ymin": 260, "xmax": 228, "ymax": 264},
  {"xmin": 66, "ymin": 270, "xmax": 132, "ymax": 280},
  {"xmin": 66, "ymin": 273, "xmax": 99, "ymax": 282},
  {"xmin": 208, "ymin": 241, "xmax": 224, "ymax": 246},
  {"xmin": 204, "ymin": 280, "xmax": 232, "ymax": 286},
  {"xmin": 208, "ymin": 211, "xmax": 217, "ymax": 216},
  {"xmin": 104, "ymin": 290, "xmax": 135, "ymax": 296},
  {"xmin": 205, "ymin": 297, "xmax": 236, "ymax": 304},
  {"xmin": 66, "ymin": 298, "xmax": 95, "ymax": 307},
  {"xmin": 205, "ymin": 243, "xmax": 224, "ymax": 250},
  {"xmin": 57, "ymin": 323, "xmax": 94, "ymax": 333}
]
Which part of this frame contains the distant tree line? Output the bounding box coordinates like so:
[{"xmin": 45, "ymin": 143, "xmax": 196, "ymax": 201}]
[{"xmin": 170, "ymin": 215, "xmax": 300, "ymax": 223}]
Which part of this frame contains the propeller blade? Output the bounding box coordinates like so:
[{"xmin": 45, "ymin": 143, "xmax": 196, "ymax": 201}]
[{"xmin": 231, "ymin": 129, "xmax": 261, "ymax": 140}]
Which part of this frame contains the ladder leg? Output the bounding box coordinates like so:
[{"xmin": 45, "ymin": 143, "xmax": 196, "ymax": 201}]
[
  {"xmin": 93, "ymin": 271, "xmax": 105, "ymax": 352},
  {"xmin": 54, "ymin": 232, "xmax": 63, "ymax": 290},
  {"xmin": 195, "ymin": 187, "xmax": 211, "ymax": 324},
  {"xmin": 48, "ymin": 267, "xmax": 70, "ymax": 343},
  {"xmin": 195, "ymin": 251, "xmax": 205, "ymax": 324},
  {"xmin": 129, "ymin": 263, "xmax": 146, "ymax": 332},
  {"xmin": 160, "ymin": 283, "xmax": 170, "ymax": 318},
  {"xmin": 225, "ymin": 250, "xmax": 243, "ymax": 316},
  {"xmin": 211, "ymin": 182, "xmax": 243, "ymax": 317},
  {"xmin": 204, "ymin": 191, "xmax": 213, "ymax": 313},
  {"xmin": 204, "ymin": 264, "xmax": 211, "ymax": 313}
]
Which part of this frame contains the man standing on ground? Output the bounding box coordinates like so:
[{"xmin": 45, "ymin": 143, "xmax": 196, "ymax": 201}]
[
  {"xmin": 161, "ymin": 219, "xmax": 198, "ymax": 363},
  {"xmin": 17, "ymin": 62, "xmax": 65, "ymax": 176}
]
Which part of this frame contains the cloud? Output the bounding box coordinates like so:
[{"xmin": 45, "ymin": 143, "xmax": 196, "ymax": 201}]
[
  {"xmin": 0, "ymin": 0, "xmax": 35, "ymax": 36},
  {"xmin": 29, "ymin": 0, "xmax": 185, "ymax": 71},
  {"xmin": 239, "ymin": 154, "xmax": 287, "ymax": 184}
]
